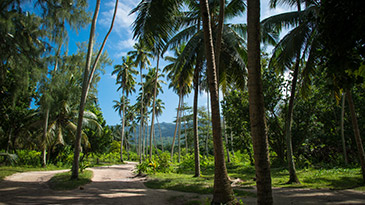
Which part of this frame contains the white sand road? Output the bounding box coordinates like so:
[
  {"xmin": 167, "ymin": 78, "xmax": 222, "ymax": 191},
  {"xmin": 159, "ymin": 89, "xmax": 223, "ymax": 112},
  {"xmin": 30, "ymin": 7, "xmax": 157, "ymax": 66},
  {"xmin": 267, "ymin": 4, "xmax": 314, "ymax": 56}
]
[{"xmin": 0, "ymin": 162, "xmax": 364, "ymax": 204}]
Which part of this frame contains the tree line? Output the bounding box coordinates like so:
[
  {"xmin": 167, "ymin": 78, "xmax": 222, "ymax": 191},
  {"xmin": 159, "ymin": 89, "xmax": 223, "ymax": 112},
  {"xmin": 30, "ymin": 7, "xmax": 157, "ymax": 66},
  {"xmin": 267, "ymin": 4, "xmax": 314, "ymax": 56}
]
[{"xmin": 1, "ymin": 0, "xmax": 364, "ymax": 204}]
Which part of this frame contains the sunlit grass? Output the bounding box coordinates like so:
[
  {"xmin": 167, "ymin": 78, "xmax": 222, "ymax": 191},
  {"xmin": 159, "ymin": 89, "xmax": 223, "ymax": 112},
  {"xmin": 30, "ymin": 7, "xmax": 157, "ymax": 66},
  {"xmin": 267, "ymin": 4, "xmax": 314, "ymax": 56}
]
[
  {"xmin": 48, "ymin": 170, "xmax": 93, "ymax": 190},
  {"xmin": 145, "ymin": 164, "xmax": 364, "ymax": 197}
]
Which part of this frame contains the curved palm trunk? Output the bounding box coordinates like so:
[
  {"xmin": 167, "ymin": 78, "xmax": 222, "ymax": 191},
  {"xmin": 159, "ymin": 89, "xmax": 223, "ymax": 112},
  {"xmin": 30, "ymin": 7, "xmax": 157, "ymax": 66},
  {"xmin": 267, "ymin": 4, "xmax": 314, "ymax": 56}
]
[
  {"xmin": 346, "ymin": 90, "xmax": 365, "ymax": 183},
  {"xmin": 178, "ymin": 97, "xmax": 184, "ymax": 163},
  {"xmin": 149, "ymin": 56, "xmax": 159, "ymax": 161},
  {"xmin": 285, "ymin": 55, "xmax": 301, "ymax": 184},
  {"xmin": 193, "ymin": 61, "xmax": 201, "ymax": 177},
  {"xmin": 284, "ymin": 0, "xmax": 302, "ymax": 185},
  {"xmin": 341, "ymin": 92, "xmax": 348, "ymax": 164},
  {"xmin": 200, "ymin": 0, "xmax": 234, "ymax": 203},
  {"xmin": 120, "ymin": 95, "xmax": 126, "ymax": 163},
  {"xmin": 171, "ymin": 91, "xmax": 182, "ymax": 160},
  {"xmin": 247, "ymin": 0, "xmax": 273, "ymax": 203},
  {"xmin": 72, "ymin": 0, "xmax": 118, "ymax": 179},
  {"xmin": 71, "ymin": 0, "xmax": 100, "ymax": 180}
]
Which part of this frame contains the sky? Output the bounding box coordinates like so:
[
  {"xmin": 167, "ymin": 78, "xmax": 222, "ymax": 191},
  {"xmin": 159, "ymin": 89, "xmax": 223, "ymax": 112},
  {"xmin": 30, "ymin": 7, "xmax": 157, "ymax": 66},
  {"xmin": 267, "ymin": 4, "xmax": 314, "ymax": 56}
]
[{"xmin": 66, "ymin": 0, "xmax": 295, "ymax": 126}]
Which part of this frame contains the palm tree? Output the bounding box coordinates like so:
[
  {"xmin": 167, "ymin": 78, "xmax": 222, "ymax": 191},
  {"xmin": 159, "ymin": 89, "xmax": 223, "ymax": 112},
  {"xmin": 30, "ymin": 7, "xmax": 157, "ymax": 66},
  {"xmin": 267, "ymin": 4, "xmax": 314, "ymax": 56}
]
[
  {"xmin": 128, "ymin": 41, "xmax": 153, "ymax": 163},
  {"xmin": 143, "ymin": 67, "xmax": 165, "ymax": 158},
  {"xmin": 247, "ymin": 0, "xmax": 273, "ymax": 204},
  {"xmin": 112, "ymin": 55, "xmax": 138, "ymax": 162},
  {"xmin": 199, "ymin": 0, "xmax": 234, "ymax": 204},
  {"xmin": 164, "ymin": 45, "xmax": 193, "ymax": 160},
  {"xmin": 155, "ymin": 99, "xmax": 165, "ymax": 152},
  {"xmin": 113, "ymin": 96, "xmax": 129, "ymax": 161},
  {"xmin": 261, "ymin": 0, "xmax": 320, "ymax": 184},
  {"xmin": 72, "ymin": 0, "xmax": 118, "ymax": 179}
]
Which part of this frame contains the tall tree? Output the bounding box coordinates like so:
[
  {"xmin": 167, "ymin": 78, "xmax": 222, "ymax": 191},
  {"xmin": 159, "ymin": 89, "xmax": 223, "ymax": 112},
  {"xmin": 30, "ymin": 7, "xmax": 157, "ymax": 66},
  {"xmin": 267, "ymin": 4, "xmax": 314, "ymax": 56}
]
[
  {"xmin": 112, "ymin": 55, "xmax": 138, "ymax": 162},
  {"xmin": 199, "ymin": 0, "xmax": 234, "ymax": 204},
  {"xmin": 247, "ymin": 0, "xmax": 273, "ymax": 204},
  {"xmin": 164, "ymin": 45, "xmax": 193, "ymax": 159},
  {"xmin": 71, "ymin": 0, "xmax": 118, "ymax": 179},
  {"xmin": 128, "ymin": 41, "xmax": 153, "ymax": 163},
  {"xmin": 263, "ymin": 0, "xmax": 320, "ymax": 184},
  {"xmin": 155, "ymin": 99, "xmax": 165, "ymax": 152}
]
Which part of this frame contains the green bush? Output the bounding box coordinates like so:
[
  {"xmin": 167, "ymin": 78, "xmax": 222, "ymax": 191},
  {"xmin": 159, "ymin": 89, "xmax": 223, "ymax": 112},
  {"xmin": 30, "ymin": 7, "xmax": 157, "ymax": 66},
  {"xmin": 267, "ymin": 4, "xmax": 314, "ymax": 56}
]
[
  {"xmin": 109, "ymin": 140, "xmax": 121, "ymax": 153},
  {"xmin": 177, "ymin": 153, "xmax": 195, "ymax": 173},
  {"xmin": 17, "ymin": 150, "xmax": 41, "ymax": 166},
  {"xmin": 136, "ymin": 160, "xmax": 157, "ymax": 174},
  {"xmin": 155, "ymin": 152, "xmax": 173, "ymax": 173}
]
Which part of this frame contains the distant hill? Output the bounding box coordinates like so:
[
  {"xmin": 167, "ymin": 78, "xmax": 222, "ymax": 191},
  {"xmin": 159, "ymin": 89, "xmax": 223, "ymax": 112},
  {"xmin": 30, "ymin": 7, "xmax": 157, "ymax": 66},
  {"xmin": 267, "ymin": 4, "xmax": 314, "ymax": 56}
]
[{"xmin": 112, "ymin": 122, "xmax": 176, "ymax": 139}]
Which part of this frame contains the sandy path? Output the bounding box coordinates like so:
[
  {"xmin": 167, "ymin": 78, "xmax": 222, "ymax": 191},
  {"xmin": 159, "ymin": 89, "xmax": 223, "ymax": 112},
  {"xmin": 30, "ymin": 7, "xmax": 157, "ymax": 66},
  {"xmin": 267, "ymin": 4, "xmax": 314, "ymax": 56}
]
[
  {"xmin": 0, "ymin": 163, "xmax": 364, "ymax": 204},
  {"xmin": 0, "ymin": 162, "xmax": 199, "ymax": 205}
]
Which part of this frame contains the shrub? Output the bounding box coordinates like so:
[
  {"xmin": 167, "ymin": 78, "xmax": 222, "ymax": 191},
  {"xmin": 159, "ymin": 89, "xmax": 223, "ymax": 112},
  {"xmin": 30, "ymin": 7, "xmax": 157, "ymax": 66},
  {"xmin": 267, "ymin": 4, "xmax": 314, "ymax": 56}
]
[
  {"xmin": 155, "ymin": 152, "xmax": 173, "ymax": 173},
  {"xmin": 17, "ymin": 150, "xmax": 41, "ymax": 166},
  {"xmin": 136, "ymin": 160, "xmax": 157, "ymax": 174}
]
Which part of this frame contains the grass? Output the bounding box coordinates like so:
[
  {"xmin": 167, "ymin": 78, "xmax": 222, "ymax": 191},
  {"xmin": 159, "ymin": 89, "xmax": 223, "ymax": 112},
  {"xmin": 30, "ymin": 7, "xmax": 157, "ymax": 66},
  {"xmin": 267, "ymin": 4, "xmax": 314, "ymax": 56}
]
[
  {"xmin": 144, "ymin": 165, "xmax": 365, "ymax": 198},
  {"xmin": 0, "ymin": 165, "xmax": 67, "ymax": 181},
  {"xmin": 48, "ymin": 170, "xmax": 93, "ymax": 190}
]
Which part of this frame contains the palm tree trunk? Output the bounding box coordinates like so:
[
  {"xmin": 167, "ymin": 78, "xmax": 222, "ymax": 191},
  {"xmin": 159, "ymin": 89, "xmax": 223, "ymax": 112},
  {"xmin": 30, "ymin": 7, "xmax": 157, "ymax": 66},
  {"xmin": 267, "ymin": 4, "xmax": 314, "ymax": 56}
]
[
  {"xmin": 178, "ymin": 97, "xmax": 183, "ymax": 163},
  {"xmin": 346, "ymin": 90, "xmax": 365, "ymax": 183},
  {"xmin": 247, "ymin": 0, "xmax": 273, "ymax": 204},
  {"xmin": 285, "ymin": 55, "xmax": 301, "ymax": 184},
  {"xmin": 121, "ymin": 95, "xmax": 126, "ymax": 163},
  {"xmin": 214, "ymin": 0, "xmax": 225, "ymax": 83},
  {"xmin": 193, "ymin": 20, "xmax": 202, "ymax": 178},
  {"xmin": 193, "ymin": 82, "xmax": 201, "ymax": 176},
  {"xmin": 72, "ymin": 0, "xmax": 118, "ymax": 179},
  {"xmin": 199, "ymin": 0, "xmax": 234, "ymax": 203},
  {"xmin": 341, "ymin": 92, "xmax": 348, "ymax": 164},
  {"xmin": 171, "ymin": 91, "xmax": 182, "ymax": 160},
  {"xmin": 184, "ymin": 112, "xmax": 188, "ymax": 152},
  {"xmin": 157, "ymin": 117, "xmax": 164, "ymax": 152},
  {"xmin": 149, "ymin": 56, "xmax": 160, "ymax": 161},
  {"xmin": 223, "ymin": 116, "xmax": 230, "ymax": 163},
  {"xmin": 139, "ymin": 66, "xmax": 144, "ymax": 163},
  {"xmin": 71, "ymin": 0, "xmax": 100, "ymax": 180},
  {"xmin": 206, "ymin": 90, "xmax": 210, "ymax": 157},
  {"xmin": 42, "ymin": 108, "xmax": 49, "ymax": 167}
]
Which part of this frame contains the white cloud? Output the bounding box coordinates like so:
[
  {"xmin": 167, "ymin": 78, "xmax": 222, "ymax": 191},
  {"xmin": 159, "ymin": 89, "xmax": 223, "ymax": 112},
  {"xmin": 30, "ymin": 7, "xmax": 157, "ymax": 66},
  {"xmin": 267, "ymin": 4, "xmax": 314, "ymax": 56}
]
[
  {"xmin": 99, "ymin": 0, "xmax": 138, "ymax": 37},
  {"xmin": 117, "ymin": 38, "xmax": 136, "ymax": 50}
]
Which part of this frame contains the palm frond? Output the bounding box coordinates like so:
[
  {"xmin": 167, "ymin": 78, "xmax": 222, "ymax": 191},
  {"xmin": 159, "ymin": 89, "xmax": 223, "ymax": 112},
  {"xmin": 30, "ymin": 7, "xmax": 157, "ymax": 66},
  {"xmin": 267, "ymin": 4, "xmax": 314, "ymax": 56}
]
[
  {"xmin": 269, "ymin": 22, "xmax": 311, "ymax": 73},
  {"xmin": 225, "ymin": 0, "xmax": 246, "ymax": 20}
]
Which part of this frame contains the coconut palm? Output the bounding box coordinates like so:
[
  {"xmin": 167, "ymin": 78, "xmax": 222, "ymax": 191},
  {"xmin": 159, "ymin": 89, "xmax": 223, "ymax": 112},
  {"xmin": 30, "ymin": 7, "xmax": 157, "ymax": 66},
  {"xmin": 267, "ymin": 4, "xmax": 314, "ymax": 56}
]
[
  {"xmin": 112, "ymin": 55, "xmax": 138, "ymax": 162},
  {"xmin": 164, "ymin": 45, "xmax": 193, "ymax": 160},
  {"xmin": 247, "ymin": 0, "xmax": 273, "ymax": 203},
  {"xmin": 261, "ymin": 0, "xmax": 320, "ymax": 184},
  {"xmin": 72, "ymin": 0, "xmax": 118, "ymax": 179},
  {"xmin": 128, "ymin": 41, "xmax": 153, "ymax": 163},
  {"xmin": 143, "ymin": 67, "xmax": 166, "ymax": 159},
  {"xmin": 155, "ymin": 99, "xmax": 165, "ymax": 152}
]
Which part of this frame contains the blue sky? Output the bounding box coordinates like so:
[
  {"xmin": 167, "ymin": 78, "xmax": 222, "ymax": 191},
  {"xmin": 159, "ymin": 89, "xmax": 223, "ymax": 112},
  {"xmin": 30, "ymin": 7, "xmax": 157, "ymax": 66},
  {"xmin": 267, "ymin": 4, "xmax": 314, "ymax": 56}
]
[{"xmin": 67, "ymin": 0, "xmax": 294, "ymax": 125}]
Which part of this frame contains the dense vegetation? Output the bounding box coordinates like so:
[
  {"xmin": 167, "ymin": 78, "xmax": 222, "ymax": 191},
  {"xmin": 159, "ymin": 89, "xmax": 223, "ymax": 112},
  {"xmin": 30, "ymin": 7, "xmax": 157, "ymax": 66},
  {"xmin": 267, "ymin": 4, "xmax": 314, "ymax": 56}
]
[{"xmin": 1, "ymin": 0, "xmax": 364, "ymax": 204}]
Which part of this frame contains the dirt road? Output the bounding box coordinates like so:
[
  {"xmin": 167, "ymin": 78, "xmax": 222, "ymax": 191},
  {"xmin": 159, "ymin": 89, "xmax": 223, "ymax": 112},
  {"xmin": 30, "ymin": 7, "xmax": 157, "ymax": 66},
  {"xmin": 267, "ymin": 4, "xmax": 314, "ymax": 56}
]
[
  {"xmin": 0, "ymin": 162, "xmax": 199, "ymax": 205},
  {"xmin": 0, "ymin": 162, "xmax": 364, "ymax": 204}
]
